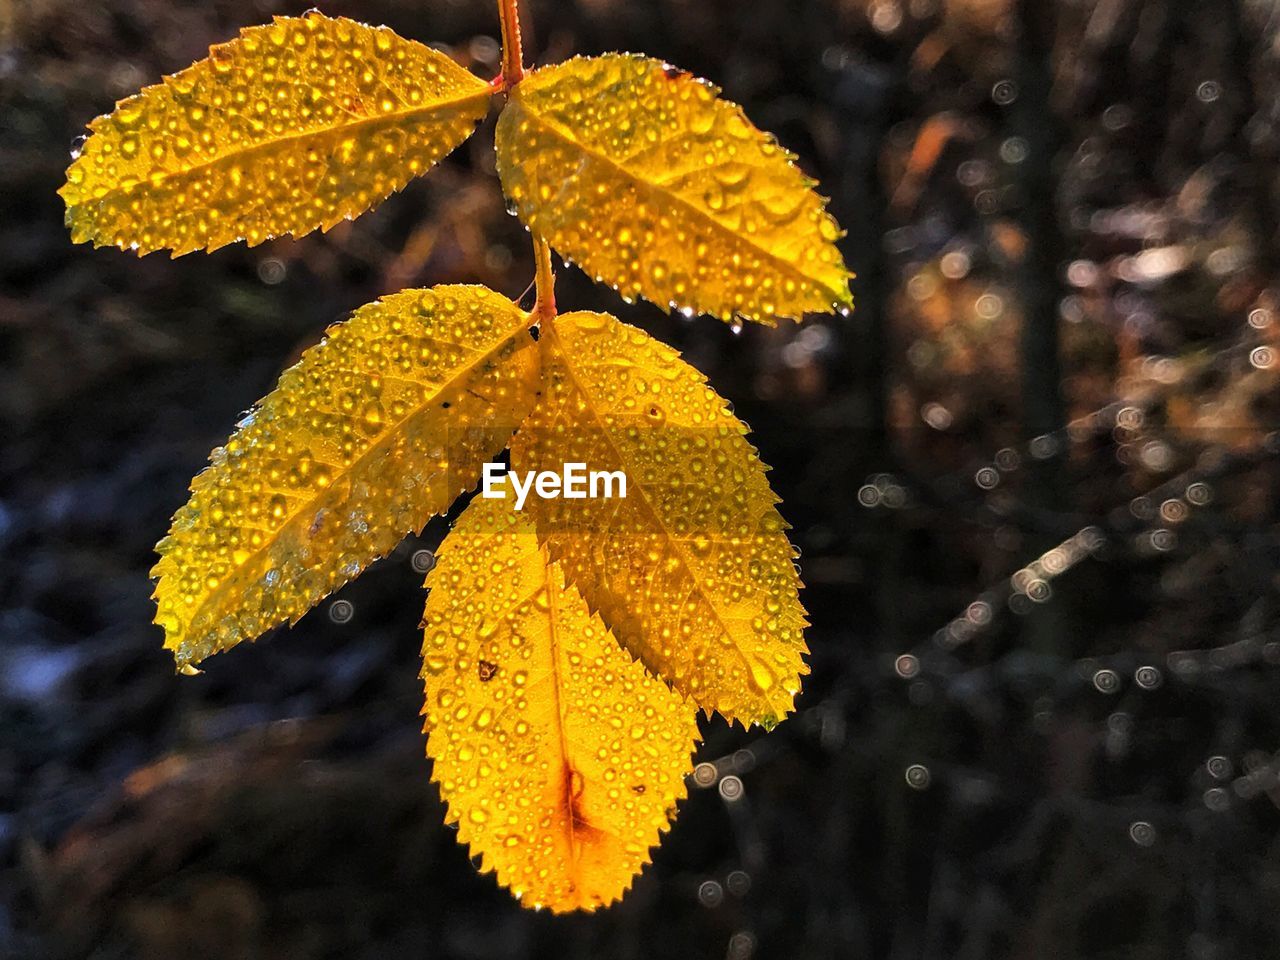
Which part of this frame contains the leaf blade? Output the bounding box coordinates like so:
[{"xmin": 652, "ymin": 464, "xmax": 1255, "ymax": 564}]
[
  {"xmin": 510, "ymin": 311, "xmax": 809, "ymax": 724},
  {"xmin": 422, "ymin": 492, "xmax": 699, "ymax": 912},
  {"xmin": 152, "ymin": 285, "xmax": 539, "ymax": 669},
  {"xmin": 496, "ymin": 54, "xmax": 852, "ymax": 324},
  {"xmin": 61, "ymin": 12, "xmax": 493, "ymax": 256}
]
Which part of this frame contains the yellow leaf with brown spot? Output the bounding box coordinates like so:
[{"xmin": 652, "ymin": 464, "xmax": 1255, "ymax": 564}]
[
  {"xmin": 421, "ymin": 491, "xmax": 699, "ymax": 912},
  {"xmin": 152, "ymin": 285, "xmax": 538, "ymax": 670},
  {"xmin": 60, "ymin": 12, "xmax": 493, "ymax": 256},
  {"xmin": 509, "ymin": 311, "xmax": 808, "ymax": 724},
  {"xmin": 496, "ymin": 54, "xmax": 853, "ymax": 324}
]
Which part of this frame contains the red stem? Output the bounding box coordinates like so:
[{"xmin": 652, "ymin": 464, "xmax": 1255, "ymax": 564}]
[{"xmin": 497, "ymin": 0, "xmax": 524, "ymax": 87}]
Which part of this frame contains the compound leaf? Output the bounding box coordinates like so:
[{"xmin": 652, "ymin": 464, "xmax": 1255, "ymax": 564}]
[
  {"xmin": 422, "ymin": 491, "xmax": 699, "ymax": 912},
  {"xmin": 153, "ymin": 285, "xmax": 539, "ymax": 670},
  {"xmin": 61, "ymin": 12, "xmax": 493, "ymax": 256},
  {"xmin": 496, "ymin": 54, "xmax": 853, "ymax": 325},
  {"xmin": 509, "ymin": 311, "xmax": 808, "ymax": 724}
]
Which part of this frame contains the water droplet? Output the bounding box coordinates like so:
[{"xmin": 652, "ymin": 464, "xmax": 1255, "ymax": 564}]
[
  {"xmin": 1128, "ymin": 821, "xmax": 1156, "ymax": 847},
  {"xmin": 904, "ymin": 764, "xmax": 931, "ymax": 790},
  {"xmin": 697, "ymin": 879, "xmax": 724, "ymax": 907},
  {"xmin": 718, "ymin": 775, "xmax": 744, "ymax": 802},
  {"xmin": 692, "ymin": 762, "xmax": 718, "ymax": 788},
  {"xmin": 329, "ymin": 598, "xmax": 354, "ymax": 623}
]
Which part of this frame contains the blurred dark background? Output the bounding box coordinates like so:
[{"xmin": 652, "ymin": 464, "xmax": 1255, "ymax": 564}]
[{"xmin": 5, "ymin": 0, "xmax": 1280, "ymax": 957}]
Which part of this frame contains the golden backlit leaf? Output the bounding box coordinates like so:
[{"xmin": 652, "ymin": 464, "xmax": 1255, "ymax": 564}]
[
  {"xmin": 60, "ymin": 12, "xmax": 493, "ymax": 256},
  {"xmin": 421, "ymin": 491, "xmax": 699, "ymax": 912},
  {"xmin": 509, "ymin": 311, "xmax": 808, "ymax": 724},
  {"xmin": 495, "ymin": 54, "xmax": 853, "ymax": 324},
  {"xmin": 153, "ymin": 285, "xmax": 539, "ymax": 670}
]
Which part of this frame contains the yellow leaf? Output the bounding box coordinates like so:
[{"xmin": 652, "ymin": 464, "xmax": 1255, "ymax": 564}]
[
  {"xmin": 421, "ymin": 491, "xmax": 699, "ymax": 912},
  {"xmin": 509, "ymin": 311, "xmax": 808, "ymax": 724},
  {"xmin": 60, "ymin": 12, "xmax": 493, "ymax": 256},
  {"xmin": 153, "ymin": 285, "xmax": 539, "ymax": 670},
  {"xmin": 495, "ymin": 54, "xmax": 853, "ymax": 325}
]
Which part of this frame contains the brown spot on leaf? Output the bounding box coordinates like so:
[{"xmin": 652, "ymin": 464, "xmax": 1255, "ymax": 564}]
[
  {"xmin": 307, "ymin": 508, "xmax": 327, "ymax": 538},
  {"xmin": 563, "ymin": 763, "xmax": 606, "ymax": 844}
]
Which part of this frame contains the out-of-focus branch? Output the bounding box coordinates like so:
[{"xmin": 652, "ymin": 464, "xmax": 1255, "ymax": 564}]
[
  {"xmin": 1012, "ymin": 0, "xmax": 1068, "ymax": 493},
  {"xmin": 1012, "ymin": 0, "xmax": 1070, "ymax": 656},
  {"xmin": 1222, "ymin": 0, "xmax": 1280, "ymax": 283}
]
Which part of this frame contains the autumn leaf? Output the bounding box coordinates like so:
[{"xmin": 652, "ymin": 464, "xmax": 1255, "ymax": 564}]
[
  {"xmin": 509, "ymin": 311, "xmax": 808, "ymax": 724},
  {"xmin": 421, "ymin": 490, "xmax": 699, "ymax": 912},
  {"xmin": 153, "ymin": 286, "xmax": 539, "ymax": 670},
  {"xmin": 60, "ymin": 12, "xmax": 493, "ymax": 256},
  {"xmin": 496, "ymin": 54, "xmax": 853, "ymax": 325}
]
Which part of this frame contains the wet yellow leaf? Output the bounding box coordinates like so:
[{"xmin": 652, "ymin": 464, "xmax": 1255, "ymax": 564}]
[
  {"xmin": 496, "ymin": 54, "xmax": 853, "ymax": 325},
  {"xmin": 153, "ymin": 286, "xmax": 539, "ymax": 670},
  {"xmin": 60, "ymin": 12, "xmax": 493, "ymax": 256},
  {"xmin": 509, "ymin": 311, "xmax": 808, "ymax": 724},
  {"xmin": 422, "ymin": 490, "xmax": 699, "ymax": 912}
]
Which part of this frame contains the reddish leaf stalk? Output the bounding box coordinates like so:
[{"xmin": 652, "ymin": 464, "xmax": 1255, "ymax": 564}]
[
  {"xmin": 532, "ymin": 234, "xmax": 556, "ymax": 319},
  {"xmin": 497, "ymin": 0, "xmax": 524, "ymax": 88}
]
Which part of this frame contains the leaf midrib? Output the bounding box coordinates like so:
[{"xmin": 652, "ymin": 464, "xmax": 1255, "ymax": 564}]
[
  {"xmin": 175, "ymin": 312, "xmax": 527, "ymax": 654},
  {"xmin": 85, "ymin": 83, "xmax": 491, "ymax": 207},
  {"xmin": 541, "ymin": 561, "xmax": 583, "ymax": 874},
  {"xmin": 541, "ymin": 316, "xmax": 762, "ymax": 705}
]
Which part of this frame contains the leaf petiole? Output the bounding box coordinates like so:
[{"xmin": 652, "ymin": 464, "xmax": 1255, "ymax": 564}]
[{"xmin": 532, "ymin": 233, "xmax": 556, "ymax": 320}]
